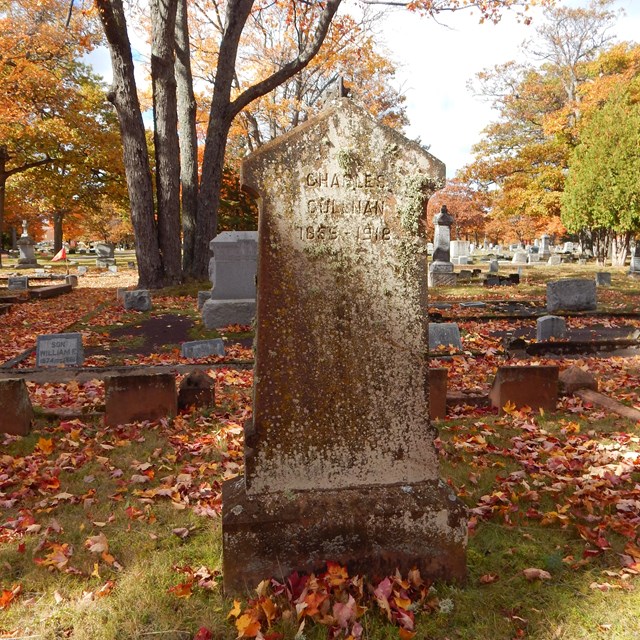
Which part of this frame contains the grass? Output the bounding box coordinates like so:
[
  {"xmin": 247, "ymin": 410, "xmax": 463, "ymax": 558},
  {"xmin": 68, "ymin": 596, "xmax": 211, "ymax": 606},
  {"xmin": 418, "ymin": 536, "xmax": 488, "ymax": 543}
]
[{"xmin": 3, "ymin": 404, "xmax": 640, "ymax": 639}]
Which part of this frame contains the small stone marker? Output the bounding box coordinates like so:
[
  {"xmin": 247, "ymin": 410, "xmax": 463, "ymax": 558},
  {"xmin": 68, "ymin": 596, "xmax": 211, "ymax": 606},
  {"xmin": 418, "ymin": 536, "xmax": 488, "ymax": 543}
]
[
  {"xmin": 547, "ymin": 254, "xmax": 562, "ymax": 266},
  {"xmin": 595, "ymin": 272, "xmax": 611, "ymax": 287},
  {"xmin": 489, "ymin": 365, "xmax": 559, "ymax": 413},
  {"xmin": 559, "ymin": 366, "xmax": 598, "ymax": 395},
  {"xmin": 197, "ymin": 290, "xmax": 212, "ymax": 310},
  {"xmin": 7, "ymin": 276, "xmax": 28, "ymax": 290},
  {"xmin": 536, "ymin": 315, "xmax": 567, "ymax": 342},
  {"xmin": 104, "ymin": 373, "xmax": 177, "ymax": 426},
  {"xmin": 127, "ymin": 261, "xmax": 136, "ymax": 269},
  {"xmin": 123, "ymin": 290, "xmax": 152, "ymax": 311},
  {"xmin": 512, "ymin": 250, "xmax": 528, "ymax": 264},
  {"xmin": 429, "ymin": 368, "xmax": 447, "ymax": 420},
  {"xmin": 108, "ymin": 265, "xmax": 118, "ymax": 273},
  {"xmin": 180, "ymin": 338, "xmax": 225, "ymax": 359},
  {"xmin": 429, "ymin": 322, "xmax": 463, "ymax": 351},
  {"xmin": 222, "ymin": 98, "xmax": 467, "ymax": 593},
  {"xmin": 629, "ymin": 245, "xmax": 640, "ymax": 274},
  {"xmin": 178, "ymin": 371, "xmax": 215, "ymax": 411},
  {"xmin": 488, "ymin": 259, "xmax": 499, "ymax": 273},
  {"xmin": 0, "ymin": 379, "xmax": 33, "ymax": 435},
  {"xmin": 65, "ymin": 275, "xmax": 78, "ymax": 288},
  {"xmin": 77, "ymin": 266, "xmax": 88, "ymax": 276},
  {"xmin": 547, "ymin": 278, "xmax": 596, "ymax": 313},
  {"xmin": 36, "ymin": 333, "xmax": 83, "ymax": 367}
]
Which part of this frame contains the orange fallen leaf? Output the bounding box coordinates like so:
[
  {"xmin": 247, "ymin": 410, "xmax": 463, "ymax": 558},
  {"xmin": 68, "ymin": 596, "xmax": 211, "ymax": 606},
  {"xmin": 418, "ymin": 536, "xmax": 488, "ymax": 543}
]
[{"xmin": 523, "ymin": 568, "xmax": 552, "ymax": 581}]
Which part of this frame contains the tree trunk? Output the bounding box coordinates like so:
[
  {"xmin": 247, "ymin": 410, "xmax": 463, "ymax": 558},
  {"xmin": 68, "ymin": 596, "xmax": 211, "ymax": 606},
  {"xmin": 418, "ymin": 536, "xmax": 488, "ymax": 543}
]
[
  {"xmin": 0, "ymin": 147, "xmax": 6, "ymax": 269},
  {"xmin": 96, "ymin": 0, "xmax": 165, "ymax": 289},
  {"xmin": 175, "ymin": 0, "xmax": 199, "ymax": 277},
  {"xmin": 611, "ymin": 231, "xmax": 630, "ymax": 267},
  {"xmin": 151, "ymin": 0, "xmax": 182, "ymax": 285},
  {"xmin": 193, "ymin": 0, "xmax": 255, "ymax": 280},
  {"xmin": 53, "ymin": 211, "xmax": 64, "ymax": 253}
]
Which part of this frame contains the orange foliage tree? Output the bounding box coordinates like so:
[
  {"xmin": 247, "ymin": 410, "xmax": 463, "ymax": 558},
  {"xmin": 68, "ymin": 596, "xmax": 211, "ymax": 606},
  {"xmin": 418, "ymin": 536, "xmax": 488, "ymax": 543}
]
[{"xmin": 0, "ymin": 0, "xmax": 102, "ymax": 264}]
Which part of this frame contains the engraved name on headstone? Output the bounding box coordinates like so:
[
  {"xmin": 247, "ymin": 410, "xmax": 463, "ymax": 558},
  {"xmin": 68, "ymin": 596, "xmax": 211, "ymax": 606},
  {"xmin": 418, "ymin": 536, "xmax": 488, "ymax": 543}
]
[{"xmin": 36, "ymin": 333, "xmax": 84, "ymax": 367}]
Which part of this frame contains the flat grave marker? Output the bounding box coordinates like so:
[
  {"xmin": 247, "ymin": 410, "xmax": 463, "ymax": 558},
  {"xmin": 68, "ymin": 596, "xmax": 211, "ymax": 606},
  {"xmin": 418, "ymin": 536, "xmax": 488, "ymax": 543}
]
[{"xmin": 36, "ymin": 333, "xmax": 83, "ymax": 367}]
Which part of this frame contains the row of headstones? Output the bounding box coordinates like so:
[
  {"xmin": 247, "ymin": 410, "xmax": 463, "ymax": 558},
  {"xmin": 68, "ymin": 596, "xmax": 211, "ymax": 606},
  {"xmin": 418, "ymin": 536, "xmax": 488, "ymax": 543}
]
[
  {"xmin": 430, "ymin": 313, "xmax": 574, "ymax": 352},
  {"xmin": 0, "ymin": 371, "xmax": 216, "ymax": 436}
]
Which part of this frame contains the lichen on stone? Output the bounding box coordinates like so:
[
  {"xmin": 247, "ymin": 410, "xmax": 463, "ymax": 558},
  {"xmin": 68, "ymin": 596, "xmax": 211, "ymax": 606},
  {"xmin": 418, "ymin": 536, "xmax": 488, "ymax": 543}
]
[
  {"xmin": 397, "ymin": 174, "xmax": 437, "ymax": 235},
  {"xmin": 337, "ymin": 148, "xmax": 359, "ymax": 175}
]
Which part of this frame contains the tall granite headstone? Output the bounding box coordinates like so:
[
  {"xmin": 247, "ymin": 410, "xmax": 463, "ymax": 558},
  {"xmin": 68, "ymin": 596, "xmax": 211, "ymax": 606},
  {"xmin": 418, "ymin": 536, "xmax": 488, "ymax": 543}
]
[
  {"xmin": 629, "ymin": 244, "xmax": 640, "ymax": 275},
  {"xmin": 429, "ymin": 205, "xmax": 456, "ymax": 287},
  {"xmin": 222, "ymin": 98, "xmax": 467, "ymax": 593},
  {"xmin": 540, "ymin": 234, "xmax": 551, "ymax": 260},
  {"xmin": 201, "ymin": 231, "xmax": 258, "ymax": 328}
]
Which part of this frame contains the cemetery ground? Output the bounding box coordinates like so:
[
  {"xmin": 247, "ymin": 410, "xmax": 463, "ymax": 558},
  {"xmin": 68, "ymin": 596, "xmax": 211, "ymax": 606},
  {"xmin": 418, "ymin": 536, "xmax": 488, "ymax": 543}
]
[{"xmin": 2, "ymin": 264, "xmax": 640, "ymax": 639}]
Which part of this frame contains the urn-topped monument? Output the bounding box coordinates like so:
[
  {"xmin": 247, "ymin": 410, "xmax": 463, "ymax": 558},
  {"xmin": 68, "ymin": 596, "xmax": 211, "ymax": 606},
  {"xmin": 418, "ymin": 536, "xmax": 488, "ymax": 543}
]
[
  {"xmin": 16, "ymin": 220, "xmax": 39, "ymax": 269},
  {"xmin": 428, "ymin": 205, "xmax": 456, "ymax": 287},
  {"xmin": 221, "ymin": 98, "xmax": 467, "ymax": 593}
]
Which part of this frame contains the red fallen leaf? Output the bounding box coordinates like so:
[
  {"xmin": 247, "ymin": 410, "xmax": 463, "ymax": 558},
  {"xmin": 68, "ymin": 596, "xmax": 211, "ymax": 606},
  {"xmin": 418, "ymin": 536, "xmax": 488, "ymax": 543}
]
[
  {"xmin": 0, "ymin": 584, "xmax": 21, "ymax": 610},
  {"xmin": 193, "ymin": 627, "xmax": 213, "ymax": 640},
  {"xmin": 399, "ymin": 629, "xmax": 416, "ymax": 640}
]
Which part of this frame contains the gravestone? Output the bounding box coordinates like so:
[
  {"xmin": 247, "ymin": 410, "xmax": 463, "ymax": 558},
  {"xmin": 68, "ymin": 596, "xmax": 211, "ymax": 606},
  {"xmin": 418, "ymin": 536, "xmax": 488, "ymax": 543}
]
[
  {"xmin": 429, "ymin": 323, "xmax": 463, "ymax": 351},
  {"xmin": 123, "ymin": 290, "xmax": 152, "ymax": 312},
  {"xmin": 197, "ymin": 290, "xmax": 212, "ymax": 310},
  {"xmin": 489, "ymin": 365, "xmax": 559, "ymax": 413},
  {"xmin": 95, "ymin": 242, "xmax": 115, "ymax": 258},
  {"xmin": 201, "ymin": 231, "xmax": 258, "ymax": 328},
  {"xmin": 222, "ymin": 98, "xmax": 467, "ymax": 593},
  {"xmin": 540, "ymin": 234, "xmax": 551, "ymax": 260},
  {"xmin": 36, "ymin": 333, "xmax": 83, "ymax": 367},
  {"xmin": 77, "ymin": 266, "xmax": 88, "ymax": 276},
  {"xmin": 429, "ymin": 368, "xmax": 448, "ymax": 420},
  {"xmin": 536, "ymin": 315, "xmax": 567, "ymax": 341},
  {"xmin": 7, "ymin": 276, "xmax": 28, "ymax": 290},
  {"xmin": 0, "ymin": 379, "xmax": 33, "ymax": 435},
  {"xmin": 65, "ymin": 275, "xmax": 78, "ymax": 288},
  {"xmin": 547, "ymin": 279, "xmax": 596, "ymax": 313},
  {"xmin": 595, "ymin": 272, "xmax": 611, "ymax": 287},
  {"xmin": 450, "ymin": 240, "xmax": 470, "ymax": 259},
  {"xmin": 178, "ymin": 371, "xmax": 216, "ymax": 411},
  {"xmin": 429, "ymin": 205, "xmax": 456, "ymax": 287},
  {"xmin": 547, "ymin": 254, "xmax": 562, "ymax": 266},
  {"xmin": 16, "ymin": 220, "xmax": 39, "ymax": 269},
  {"xmin": 629, "ymin": 244, "xmax": 640, "ymax": 275},
  {"xmin": 512, "ymin": 250, "xmax": 528, "ymax": 264},
  {"xmin": 488, "ymin": 259, "xmax": 499, "ymax": 273},
  {"xmin": 180, "ymin": 338, "xmax": 225, "ymax": 359}
]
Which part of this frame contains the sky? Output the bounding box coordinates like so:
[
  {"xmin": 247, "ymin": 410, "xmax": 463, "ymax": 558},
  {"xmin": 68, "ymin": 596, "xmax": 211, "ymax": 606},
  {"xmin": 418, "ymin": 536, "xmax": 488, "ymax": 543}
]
[
  {"xmin": 87, "ymin": 0, "xmax": 640, "ymax": 179},
  {"xmin": 379, "ymin": 0, "xmax": 640, "ymax": 177}
]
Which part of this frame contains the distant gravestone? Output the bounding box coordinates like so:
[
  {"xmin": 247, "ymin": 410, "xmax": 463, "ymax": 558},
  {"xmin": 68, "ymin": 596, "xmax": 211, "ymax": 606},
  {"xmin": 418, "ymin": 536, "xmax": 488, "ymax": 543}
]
[
  {"xmin": 77, "ymin": 266, "xmax": 88, "ymax": 276},
  {"xmin": 536, "ymin": 315, "xmax": 567, "ymax": 341},
  {"xmin": 201, "ymin": 231, "xmax": 258, "ymax": 328},
  {"xmin": 108, "ymin": 265, "xmax": 118, "ymax": 273},
  {"xmin": 595, "ymin": 272, "xmax": 611, "ymax": 287},
  {"xmin": 197, "ymin": 290, "xmax": 212, "ymax": 310},
  {"xmin": 512, "ymin": 250, "xmax": 528, "ymax": 264},
  {"xmin": 123, "ymin": 290, "xmax": 152, "ymax": 311},
  {"xmin": 429, "ymin": 322, "xmax": 463, "ymax": 351},
  {"xmin": 36, "ymin": 333, "xmax": 83, "ymax": 367},
  {"xmin": 7, "ymin": 276, "xmax": 28, "ymax": 290},
  {"xmin": 65, "ymin": 275, "xmax": 78, "ymax": 288},
  {"xmin": 450, "ymin": 240, "xmax": 470, "ymax": 259},
  {"xmin": 488, "ymin": 259, "xmax": 499, "ymax": 273},
  {"xmin": 180, "ymin": 338, "xmax": 225, "ymax": 359},
  {"xmin": 489, "ymin": 365, "xmax": 559, "ymax": 413},
  {"xmin": 429, "ymin": 205, "xmax": 456, "ymax": 287},
  {"xmin": 547, "ymin": 254, "xmax": 562, "ymax": 266},
  {"xmin": 16, "ymin": 220, "xmax": 39, "ymax": 269},
  {"xmin": 630, "ymin": 245, "xmax": 640, "ymax": 275},
  {"xmin": 95, "ymin": 242, "xmax": 115, "ymax": 258},
  {"xmin": 222, "ymin": 98, "xmax": 466, "ymax": 593},
  {"xmin": 547, "ymin": 278, "xmax": 597, "ymax": 313},
  {"xmin": 540, "ymin": 234, "xmax": 551, "ymax": 260}
]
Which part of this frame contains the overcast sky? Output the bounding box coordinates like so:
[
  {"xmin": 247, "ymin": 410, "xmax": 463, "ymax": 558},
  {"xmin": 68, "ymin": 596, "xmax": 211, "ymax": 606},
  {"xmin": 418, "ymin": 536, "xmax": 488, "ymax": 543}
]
[
  {"xmin": 380, "ymin": 0, "xmax": 640, "ymax": 177},
  {"xmin": 87, "ymin": 1, "xmax": 640, "ymax": 179}
]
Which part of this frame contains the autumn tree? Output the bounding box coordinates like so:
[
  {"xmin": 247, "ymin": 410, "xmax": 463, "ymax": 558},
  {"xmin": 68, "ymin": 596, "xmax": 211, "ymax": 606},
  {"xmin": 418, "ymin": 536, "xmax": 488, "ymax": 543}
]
[
  {"xmin": 0, "ymin": 0, "xmax": 101, "ymax": 266},
  {"xmin": 463, "ymin": 1, "xmax": 617, "ymax": 242},
  {"xmin": 93, "ymin": 0, "xmax": 554, "ymax": 288},
  {"xmin": 426, "ymin": 179, "xmax": 488, "ymax": 243},
  {"xmin": 562, "ymin": 80, "xmax": 640, "ymax": 265}
]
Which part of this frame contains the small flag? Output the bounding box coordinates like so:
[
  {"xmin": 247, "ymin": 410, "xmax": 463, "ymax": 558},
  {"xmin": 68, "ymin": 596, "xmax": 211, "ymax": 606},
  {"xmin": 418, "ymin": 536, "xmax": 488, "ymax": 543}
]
[{"xmin": 51, "ymin": 247, "xmax": 67, "ymax": 262}]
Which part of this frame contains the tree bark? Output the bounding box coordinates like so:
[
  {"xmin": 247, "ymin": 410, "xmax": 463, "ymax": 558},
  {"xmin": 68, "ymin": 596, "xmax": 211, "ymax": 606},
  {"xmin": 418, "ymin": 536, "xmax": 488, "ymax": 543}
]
[
  {"xmin": 175, "ymin": 0, "xmax": 199, "ymax": 277},
  {"xmin": 53, "ymin": 211, "xmax": 64, "ymax": 253},
  {"xmin": 192, "ymin": 0, "xmax": 343, "ymax": 279},
  {"xmin": 96, "ymin": 0, "xmax": 165, "ymax": 289},
  {"xmin": 151, "ymin": 0, "xmax": 182, "ymax": 285}
]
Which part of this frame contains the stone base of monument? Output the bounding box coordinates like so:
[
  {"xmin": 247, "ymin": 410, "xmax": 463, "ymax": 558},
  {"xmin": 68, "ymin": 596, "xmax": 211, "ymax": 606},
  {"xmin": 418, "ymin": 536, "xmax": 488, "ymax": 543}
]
[
  {"xmin": 202, "ymin": 299, "xmax": 255, "ymax": 329},
  {"xmin": 428, "ymin": 271, "xmax": 457, "ymax": 287},
  {"xmin": 222, "ymin": 477, "xmax": 467, "ymax": 594},
  {"xmin": 15, "ymin": 261, "xmax": 40, "ymax": 270}
]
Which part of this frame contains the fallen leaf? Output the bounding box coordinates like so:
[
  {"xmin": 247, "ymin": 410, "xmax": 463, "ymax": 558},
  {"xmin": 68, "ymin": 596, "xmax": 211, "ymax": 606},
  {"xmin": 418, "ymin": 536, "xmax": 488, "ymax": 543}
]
[{"xmin": 523, "ymin": 568, "xmax": 552, "ymax": 581}]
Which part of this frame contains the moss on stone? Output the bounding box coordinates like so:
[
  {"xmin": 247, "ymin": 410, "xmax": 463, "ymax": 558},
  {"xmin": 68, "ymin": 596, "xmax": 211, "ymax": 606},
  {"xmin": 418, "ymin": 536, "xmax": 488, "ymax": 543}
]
[{"xmin": 398, "ymin": 174, "xmax": 437, "ymax": 235}]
